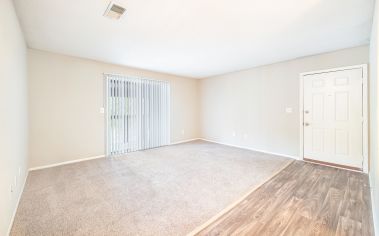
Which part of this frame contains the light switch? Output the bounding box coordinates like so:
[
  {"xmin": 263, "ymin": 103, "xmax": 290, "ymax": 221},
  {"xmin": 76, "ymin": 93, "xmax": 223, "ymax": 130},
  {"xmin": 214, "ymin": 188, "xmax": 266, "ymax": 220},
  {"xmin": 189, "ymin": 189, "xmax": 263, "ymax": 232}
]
[
  {"xmin": 285, "ymin": 107, "xmax": 293, "ymax": 113},
  {"xmin": 99, "ymin": 107, "xmax": 105, "ymax": 114}
]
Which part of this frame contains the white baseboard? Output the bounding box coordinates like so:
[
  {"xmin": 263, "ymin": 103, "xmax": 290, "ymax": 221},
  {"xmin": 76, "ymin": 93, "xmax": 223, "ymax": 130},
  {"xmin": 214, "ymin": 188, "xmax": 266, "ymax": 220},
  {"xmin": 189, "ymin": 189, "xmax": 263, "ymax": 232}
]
[
  {"xmin": 170, "ymin": 138, "xmax": 201, "ymax": 145},
  {"xmin": 369, "ymin": 174, "xmax": 378, "ymax": 236},
  {"xmin": 198, "ymin": 138, "xmax": 299, "ymax": 160},
  {"xmin": 28, "ymin": 139, "xmax": 203, "ymax": 171},
  {"xmin": 28, "ymin": 138, "xmax": 298, "ymax": 173},
  {"xmin": 7, "ymin": 170, "xmax": 29, "ymax": 236},
  {"xmin": 28, "ymin": 137, "xmax": 296, "ymax": 172},
  {"xmin": 28, "ymin": 155, "xmax": 105, "ymax": 171}
]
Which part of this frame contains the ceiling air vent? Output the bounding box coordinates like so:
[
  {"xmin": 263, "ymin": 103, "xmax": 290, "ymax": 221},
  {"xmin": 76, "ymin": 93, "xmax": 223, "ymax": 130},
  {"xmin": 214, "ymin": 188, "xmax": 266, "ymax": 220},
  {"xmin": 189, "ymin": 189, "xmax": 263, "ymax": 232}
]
[{"xmin": 104, "ymin": 2, "xmax": 126, "ymax": 20}]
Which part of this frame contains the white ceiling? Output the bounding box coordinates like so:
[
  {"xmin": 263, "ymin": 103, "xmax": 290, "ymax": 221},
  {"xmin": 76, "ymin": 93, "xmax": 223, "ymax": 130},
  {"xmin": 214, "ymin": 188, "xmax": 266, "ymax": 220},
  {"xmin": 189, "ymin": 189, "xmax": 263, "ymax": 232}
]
[{"xmin": 14, "ymin": 0, "xmax": 374, "ymax": 78}]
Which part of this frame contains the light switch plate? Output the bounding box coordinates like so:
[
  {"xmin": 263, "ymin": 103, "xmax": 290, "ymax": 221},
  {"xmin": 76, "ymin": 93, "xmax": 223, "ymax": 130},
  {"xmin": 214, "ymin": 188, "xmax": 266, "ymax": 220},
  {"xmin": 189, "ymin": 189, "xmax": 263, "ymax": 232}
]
[
  {"xmin": 100, "ymin": 107, "xmax": 105, "ymax": 114},
  {"xmin": 285, "ymin": 107, "xmax": 293, "ymax": 113}
]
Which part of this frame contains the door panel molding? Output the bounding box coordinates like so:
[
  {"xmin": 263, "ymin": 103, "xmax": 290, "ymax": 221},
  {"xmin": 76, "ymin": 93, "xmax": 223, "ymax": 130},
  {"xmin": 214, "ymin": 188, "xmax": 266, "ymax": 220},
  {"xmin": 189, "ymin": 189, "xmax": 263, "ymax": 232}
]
[{"xmin": 299, "ymin": 64, "xmax": 368, "ymax": 173}]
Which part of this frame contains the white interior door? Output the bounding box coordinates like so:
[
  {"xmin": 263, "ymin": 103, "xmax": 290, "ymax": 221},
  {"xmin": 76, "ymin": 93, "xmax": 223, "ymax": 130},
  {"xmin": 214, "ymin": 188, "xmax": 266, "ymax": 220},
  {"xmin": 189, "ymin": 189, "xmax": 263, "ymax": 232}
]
[{"xmin": 303, "ymin": 68, "xmax": 363, "ymax": 169}]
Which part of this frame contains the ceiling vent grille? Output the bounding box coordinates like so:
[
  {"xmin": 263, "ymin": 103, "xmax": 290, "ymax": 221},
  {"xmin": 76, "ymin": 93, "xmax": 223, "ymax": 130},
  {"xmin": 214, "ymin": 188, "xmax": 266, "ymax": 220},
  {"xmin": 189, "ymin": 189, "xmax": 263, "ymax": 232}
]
[{"xmin": 104, "ymin": 2, "xmax": 126, "ymax": 20}]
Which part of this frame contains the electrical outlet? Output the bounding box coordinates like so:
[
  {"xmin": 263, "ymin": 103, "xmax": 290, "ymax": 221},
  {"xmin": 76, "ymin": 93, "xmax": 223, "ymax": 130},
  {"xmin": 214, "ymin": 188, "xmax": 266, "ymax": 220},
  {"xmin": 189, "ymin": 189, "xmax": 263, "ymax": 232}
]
[
  {"xmin": 9, "ymin": 184, "xmax": 14, "ymax": 200},
  {"xmin": 232, "ymin": 131, "xmax": 236, "ymax": 137},
  {"xmin": 181, "ymin": 129, "xmax": 185, "ymax": 135}
]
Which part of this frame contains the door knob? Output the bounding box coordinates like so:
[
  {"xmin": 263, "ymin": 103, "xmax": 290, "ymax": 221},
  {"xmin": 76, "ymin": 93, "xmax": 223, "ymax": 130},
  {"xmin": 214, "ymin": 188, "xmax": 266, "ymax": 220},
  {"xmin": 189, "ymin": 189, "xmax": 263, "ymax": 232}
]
[
  {"xmin": 304, "ymin": 110, "xmax": 310, "ymax": 114},
  {"xmin": 304, "ymin": 122, "xmax": 310, "ymax": 126}
]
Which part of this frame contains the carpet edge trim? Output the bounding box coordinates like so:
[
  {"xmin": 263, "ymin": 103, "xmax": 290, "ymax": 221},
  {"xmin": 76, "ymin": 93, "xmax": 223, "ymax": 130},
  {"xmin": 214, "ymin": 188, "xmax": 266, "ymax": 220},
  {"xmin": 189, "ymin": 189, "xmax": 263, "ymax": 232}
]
[{"xmin": 186, "ymin": 159, "xmax": 295, "ymax": 236}]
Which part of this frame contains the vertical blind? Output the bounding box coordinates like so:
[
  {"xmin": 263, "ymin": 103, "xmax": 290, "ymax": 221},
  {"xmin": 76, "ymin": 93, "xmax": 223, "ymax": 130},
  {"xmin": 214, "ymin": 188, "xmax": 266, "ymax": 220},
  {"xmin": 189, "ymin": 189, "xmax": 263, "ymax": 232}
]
[{"xmin": 105, "ymin": 74, "xmax": 170, "ymax": 156}]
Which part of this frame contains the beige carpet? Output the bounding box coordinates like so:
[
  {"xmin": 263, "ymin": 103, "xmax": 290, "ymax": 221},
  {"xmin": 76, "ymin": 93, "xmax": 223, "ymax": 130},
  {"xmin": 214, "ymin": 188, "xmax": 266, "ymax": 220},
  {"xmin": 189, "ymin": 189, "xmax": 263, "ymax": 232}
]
[{"xmin": 11, "ymin": 140, "xmax": 292, "ymax": 236}]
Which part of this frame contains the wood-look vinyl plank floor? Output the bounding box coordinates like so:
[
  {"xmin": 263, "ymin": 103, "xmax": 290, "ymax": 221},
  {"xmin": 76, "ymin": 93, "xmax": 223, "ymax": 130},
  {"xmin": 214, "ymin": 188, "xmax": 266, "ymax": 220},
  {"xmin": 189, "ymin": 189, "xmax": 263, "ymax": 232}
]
[{"xmin": 195, "ymin": 161, "xmax": 374, "ymax": 236}]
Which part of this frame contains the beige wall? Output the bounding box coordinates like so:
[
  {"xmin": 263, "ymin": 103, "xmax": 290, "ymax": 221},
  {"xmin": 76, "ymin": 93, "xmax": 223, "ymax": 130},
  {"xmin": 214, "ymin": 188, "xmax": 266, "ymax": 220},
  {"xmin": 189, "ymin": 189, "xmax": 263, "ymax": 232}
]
[
  {"xmin": 369, "ymin": 0, "xmax": 379, "ymax": 233},
  {"xmin": 0, "ymin": 0, "xmax": 29, "ymax": 235},
  {"xmin": 28, "ymin": 49, "xmax": 200, "ymax": 168},
  {"xmin": 200, "ymin": 46, "xmax": 369, "ymax": 158}
]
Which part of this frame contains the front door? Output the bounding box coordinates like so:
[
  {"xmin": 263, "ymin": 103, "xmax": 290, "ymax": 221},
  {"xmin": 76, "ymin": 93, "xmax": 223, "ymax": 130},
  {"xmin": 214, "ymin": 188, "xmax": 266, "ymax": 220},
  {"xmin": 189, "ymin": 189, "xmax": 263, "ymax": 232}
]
[{"xmin": 303, "ymin": 68, "xmax": 363, "ymax": 169}]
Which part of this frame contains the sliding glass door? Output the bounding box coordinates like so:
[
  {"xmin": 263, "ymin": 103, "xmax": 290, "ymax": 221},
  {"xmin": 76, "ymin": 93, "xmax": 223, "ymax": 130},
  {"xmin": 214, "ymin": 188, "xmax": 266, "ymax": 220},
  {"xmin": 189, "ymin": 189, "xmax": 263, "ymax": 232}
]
[{"xmin": 105, "ymin": 74, "xmax": 170, "ymax": 156}]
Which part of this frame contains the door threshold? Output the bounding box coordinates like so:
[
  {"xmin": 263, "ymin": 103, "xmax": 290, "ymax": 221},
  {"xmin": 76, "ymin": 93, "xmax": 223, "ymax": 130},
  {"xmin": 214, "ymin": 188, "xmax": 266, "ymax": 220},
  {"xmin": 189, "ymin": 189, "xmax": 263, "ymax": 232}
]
[{"xmin": 303, "ymin": 158, "xmax": 362, "ymax": 172}]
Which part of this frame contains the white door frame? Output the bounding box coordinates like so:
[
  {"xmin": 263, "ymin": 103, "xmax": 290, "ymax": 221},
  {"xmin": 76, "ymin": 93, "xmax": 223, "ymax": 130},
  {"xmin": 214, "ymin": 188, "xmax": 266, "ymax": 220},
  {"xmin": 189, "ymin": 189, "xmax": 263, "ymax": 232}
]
[{"xmin": 299, "ymin": 64, "xmax": 368, "ymax": 173}]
